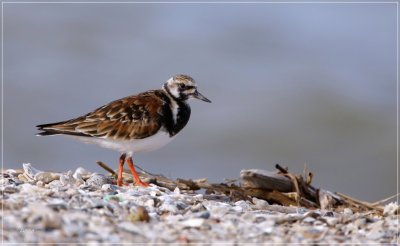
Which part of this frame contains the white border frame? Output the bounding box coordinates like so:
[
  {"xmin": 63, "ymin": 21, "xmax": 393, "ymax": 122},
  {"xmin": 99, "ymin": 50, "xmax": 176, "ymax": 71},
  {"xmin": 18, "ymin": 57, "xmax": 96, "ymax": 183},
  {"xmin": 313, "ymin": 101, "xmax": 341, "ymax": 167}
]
[{"xmin": 1, "ymin": 1, "xmax": 398, "ymax": 245}]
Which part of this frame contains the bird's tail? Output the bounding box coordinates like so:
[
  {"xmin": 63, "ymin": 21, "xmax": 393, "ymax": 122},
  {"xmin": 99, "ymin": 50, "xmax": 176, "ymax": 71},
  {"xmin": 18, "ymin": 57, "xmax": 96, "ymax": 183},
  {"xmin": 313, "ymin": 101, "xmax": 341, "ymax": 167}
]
[
  {"xmin": 36, "ymin": 121, "xmax": 68, "ymax": 136},
  {"xmin": 36, "ymin": 119, "xmax": 89, "ymax": 137}
]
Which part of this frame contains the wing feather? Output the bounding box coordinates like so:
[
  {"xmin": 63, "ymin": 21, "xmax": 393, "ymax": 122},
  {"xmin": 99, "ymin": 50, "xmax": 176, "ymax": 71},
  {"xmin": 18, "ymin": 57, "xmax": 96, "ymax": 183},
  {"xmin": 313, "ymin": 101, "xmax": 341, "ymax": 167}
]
[{"xmin": 36, "ymin": 90, "xmax": 166, "ymax": 140}]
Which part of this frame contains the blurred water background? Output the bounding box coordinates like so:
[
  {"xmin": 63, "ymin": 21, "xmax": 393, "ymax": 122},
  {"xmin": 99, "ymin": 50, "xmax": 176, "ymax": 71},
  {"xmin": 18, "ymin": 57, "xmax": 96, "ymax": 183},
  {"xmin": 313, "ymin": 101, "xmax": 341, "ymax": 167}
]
[{"xmin": 3, "ymin": 3, "xmax": 397, "ymax": 201}]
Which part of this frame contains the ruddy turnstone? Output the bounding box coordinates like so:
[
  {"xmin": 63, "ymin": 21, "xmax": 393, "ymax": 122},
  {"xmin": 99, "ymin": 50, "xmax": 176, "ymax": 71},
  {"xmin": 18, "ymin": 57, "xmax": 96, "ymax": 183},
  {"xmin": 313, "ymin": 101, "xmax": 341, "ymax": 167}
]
[{"xmin": 36, "ymin": 74, "xmax": 211, "ymax": 187}]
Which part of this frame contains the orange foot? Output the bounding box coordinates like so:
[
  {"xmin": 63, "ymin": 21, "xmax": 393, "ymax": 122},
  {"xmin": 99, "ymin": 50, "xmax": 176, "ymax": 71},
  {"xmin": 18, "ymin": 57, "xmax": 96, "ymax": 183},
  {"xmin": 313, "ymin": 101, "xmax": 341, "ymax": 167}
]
[
  {"xmin": 116, "ymin": 154, "xmax": 149, "ymax": 188},
  {"xmin": 115, "ymin": 178, "xmax": 130, "ymax": 187},
  {"xmin": 127, "ymin": 157, "xmax": 149, "ymax": 188},
  {"xmin": 134, "ymin": 179, "xmax": 149, "ymax": 187}
]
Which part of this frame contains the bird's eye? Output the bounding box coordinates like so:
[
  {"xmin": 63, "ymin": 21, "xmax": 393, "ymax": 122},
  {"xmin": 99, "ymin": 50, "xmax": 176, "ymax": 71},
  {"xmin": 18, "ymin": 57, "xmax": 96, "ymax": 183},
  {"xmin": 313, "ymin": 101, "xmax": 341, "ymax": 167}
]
[{"xmin": 178, "ymin": 84, "xmax": 185, "ymax": 89}]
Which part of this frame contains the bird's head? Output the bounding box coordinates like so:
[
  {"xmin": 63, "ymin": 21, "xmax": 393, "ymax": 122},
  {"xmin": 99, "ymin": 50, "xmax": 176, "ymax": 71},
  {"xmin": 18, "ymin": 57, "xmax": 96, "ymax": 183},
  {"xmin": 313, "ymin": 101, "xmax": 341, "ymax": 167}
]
[{"xmin": 163, "ymin": 74, "xmax": 211, "ymax": 103}]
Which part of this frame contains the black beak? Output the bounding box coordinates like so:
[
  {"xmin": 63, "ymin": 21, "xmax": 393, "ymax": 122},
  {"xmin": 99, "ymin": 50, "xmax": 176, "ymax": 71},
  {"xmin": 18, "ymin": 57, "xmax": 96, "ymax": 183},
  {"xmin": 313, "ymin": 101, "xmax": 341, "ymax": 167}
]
[{"xmin": 193, "ymin": 90, "xmax": 211, "ymax": 103}]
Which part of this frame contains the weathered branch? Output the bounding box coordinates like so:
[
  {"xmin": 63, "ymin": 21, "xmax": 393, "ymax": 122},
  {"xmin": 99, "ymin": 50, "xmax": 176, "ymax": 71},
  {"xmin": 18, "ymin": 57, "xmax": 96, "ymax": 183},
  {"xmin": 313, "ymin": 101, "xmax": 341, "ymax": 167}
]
[{"xmin": 96, "ymin": 161, "xmax": 384, "ymax": 215}]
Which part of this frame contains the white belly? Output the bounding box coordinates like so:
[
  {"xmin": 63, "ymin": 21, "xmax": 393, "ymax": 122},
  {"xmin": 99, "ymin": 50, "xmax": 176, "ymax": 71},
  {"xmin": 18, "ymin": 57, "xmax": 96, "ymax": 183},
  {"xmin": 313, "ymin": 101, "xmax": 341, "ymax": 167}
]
[{"xmin": 69, "ymin": 130, "xmax": 175, "ymax": 155}]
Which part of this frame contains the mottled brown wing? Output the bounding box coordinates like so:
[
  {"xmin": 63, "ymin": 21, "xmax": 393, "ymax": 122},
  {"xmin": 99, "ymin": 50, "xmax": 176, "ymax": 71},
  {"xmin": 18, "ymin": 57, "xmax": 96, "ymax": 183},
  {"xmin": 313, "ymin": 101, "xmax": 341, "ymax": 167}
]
[{"xmin": 37, "ymin": 91, "xmax": 165, "ymax": 140}]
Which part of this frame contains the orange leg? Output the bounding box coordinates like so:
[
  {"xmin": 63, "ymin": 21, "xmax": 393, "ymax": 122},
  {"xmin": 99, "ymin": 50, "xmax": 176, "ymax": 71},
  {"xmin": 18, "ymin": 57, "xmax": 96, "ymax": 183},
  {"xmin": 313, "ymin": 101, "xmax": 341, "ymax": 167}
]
[
  {"xmin": 126, "ymin": 156, "xmax": 149, "ymax": 187},
  {"xmin": 117, "ymin": 154, "xmax": 126, "ymax": 186}
]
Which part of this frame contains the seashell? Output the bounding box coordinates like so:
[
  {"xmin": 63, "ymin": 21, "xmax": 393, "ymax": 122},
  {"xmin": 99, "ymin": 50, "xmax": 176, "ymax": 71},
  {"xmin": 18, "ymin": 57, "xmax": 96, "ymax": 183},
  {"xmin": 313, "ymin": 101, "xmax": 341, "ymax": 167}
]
[
  {"xmin": 17, "ymin": 174, "xmax": 28, "ymax": 182},
  {"xmin": 173, "ymin": 187, "xmax": 181, "ymax": 195},
  {"xmin": 193, "ymin": 194, "xmax": 204, "ymax": 200},
  {"xmin": 5, "ymin": 169, "xmax": 22, "ymax": 177},
  {"xmin": 101, "ymin": 184, "xmax": 116, "ymax": 192},
  {"xmin": 22, "ymin": 163, "xmax": 43, "ymax": 181},
  {"xmin": 144, "ymin": 198, "xmax": 155, "ymax": 208},
  {"xmin": 343, "ymin": 223, "xmax": 358, "ymax": 235},
  {"xmin": 47, "ymin": 199, "xmax": 68, "ymax": 210},
  {"xmin": 19, "ymin": 183, "xmax": 40, "ymax": 194},
  {"xmin": 258, "ymin": 220, "xmax": 275, "ymax": 234},
  {"xmin": 157, "ymin": 195, "xmax": 188, "ymax": 214},
  {"xmin": 149, "ymin": 190, "xmax": 162, "ymax": 197},
  {"xmin": 73, "ymin": 167, "xmax": 91, "ymax": 182},
  {"xmin": 159, "ymin": 202, "xmax": 180, "ymax": 214},
  {"xmin": 203, "ymin": 201, "xmax": 231, "ymax": 217},
  {"xmin": 73, "ymin": 172, "xmax": 84, "ymax": 184},
  {"xmin": 190, "ymin": 203, "xmax": 207, "ymax": 213},
  {"xmin": 3, "ymin": 165, "xmax": 398, "ymax": 243},
  {"xmin": 324, "ymin": 217, "xmax": 339, "ymax": 226},
  {"xmin": 60, "ymin": 170, "xmax": 75, "ymax": 186},
  {"xmin": 383, "ymin": 202, "xmax": 399, "ymax": 216},
  {"xmin": 232, "ymin": 205, "xmax": 244, "ymax": 213},
  {"xmin": 34, "ymin": 172, "xmax": 60, "ymax": 184},
  {"xmin": 47, "ymin": 180, "xmax": 62, "ymax": 189},
  {"xmin": 180, "ymin": 218, "xmax": 205, "ymax": 228},
  {"xmin": 301, "ymin": 226, "xmax": 327, "ymax": 240},
  {"xmin": 0, "ymin": 175, "xmax": 19, "ymax": 186}
]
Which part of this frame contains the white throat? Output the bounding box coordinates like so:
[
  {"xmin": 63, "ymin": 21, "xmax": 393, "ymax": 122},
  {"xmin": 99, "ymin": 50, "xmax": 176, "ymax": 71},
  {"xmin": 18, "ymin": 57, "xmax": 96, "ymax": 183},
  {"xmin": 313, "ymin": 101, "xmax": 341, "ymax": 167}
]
[{"xmin": 162, "ymin": 85, "xmax": 179, "ymax": 124}]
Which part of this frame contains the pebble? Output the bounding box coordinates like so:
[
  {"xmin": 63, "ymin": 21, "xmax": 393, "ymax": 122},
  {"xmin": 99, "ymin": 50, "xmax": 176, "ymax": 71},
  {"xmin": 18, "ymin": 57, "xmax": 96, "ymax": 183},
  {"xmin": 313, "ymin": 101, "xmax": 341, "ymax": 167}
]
[
  {"xmin": 103, "ymin": 194, "xmax": 123, "ymax": 203},
  {"xmin": 118, "ymin": 222, "xmax": 142, "ymax": 234},
  {"xmin": 354, "ymin": 218, "xmax": 367, "ymax": 228},
  {"xmin": 101, "ymin": 184, "xmax": 116, "ymax": 192},
  {"xmin": 343, "ymin": 208, "xmax": 353, "ymax": 216},
  {"xmin": 1, "ymin": 164, "xmax": 398, "ymax": 244},
  {"xmin": 86, "ymin": 173, "xmax": 112, "ymax": 187},
  {"xmin": 203, "ymin": 201, "xmax": 231, "ymax": 217},
  {"xmin": 129, "ymin": 206, "xmax": 150, "ymax": 223},
  {"xmin": 159, "ymin": 200, "xmax": 181, "ymax": 214},
  {"xmin": 192, "ymin": 211, "xmax": 211, "ymax": 219},
  {"xmin": 252, "ymin": 197, "xmax": 269, "ymax": 210},
  {"xmin": 302, "ymin": 217, "xmax": 316, "ymax": 224},
  {"xmin": 366, "ymin": 231, "xmax": 384, "ymax": 240},
  {"xmin": 1, "ymin": 186, "xmax": 19, "ymax": 194}
]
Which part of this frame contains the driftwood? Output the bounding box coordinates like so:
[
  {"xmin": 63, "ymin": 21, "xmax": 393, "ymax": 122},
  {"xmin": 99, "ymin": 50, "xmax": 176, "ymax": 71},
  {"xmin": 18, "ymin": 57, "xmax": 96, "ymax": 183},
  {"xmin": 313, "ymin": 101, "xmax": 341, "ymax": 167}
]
[
  {"xmin": 97, "ymin": 161, "xmax": 387, "ymax": 215},
  {"xmin": 240, "ymin": 169, "xmax": 293, "ymax": 192}
]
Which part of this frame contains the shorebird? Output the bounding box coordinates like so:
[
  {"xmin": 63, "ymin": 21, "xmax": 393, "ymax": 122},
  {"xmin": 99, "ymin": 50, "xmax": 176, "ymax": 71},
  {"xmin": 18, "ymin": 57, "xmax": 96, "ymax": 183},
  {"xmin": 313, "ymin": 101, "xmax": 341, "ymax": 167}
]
[{"xmin": 36, "ymin": 74, "xmax": 211, "ymax": 187}]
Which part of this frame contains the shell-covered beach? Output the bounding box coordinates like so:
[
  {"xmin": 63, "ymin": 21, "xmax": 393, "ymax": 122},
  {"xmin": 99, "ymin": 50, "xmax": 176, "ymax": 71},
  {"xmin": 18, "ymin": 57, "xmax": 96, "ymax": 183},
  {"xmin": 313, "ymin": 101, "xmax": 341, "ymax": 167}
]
[{"xmin": 1, "ymin": 164, "xmax": 398, "ymax": 244}]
